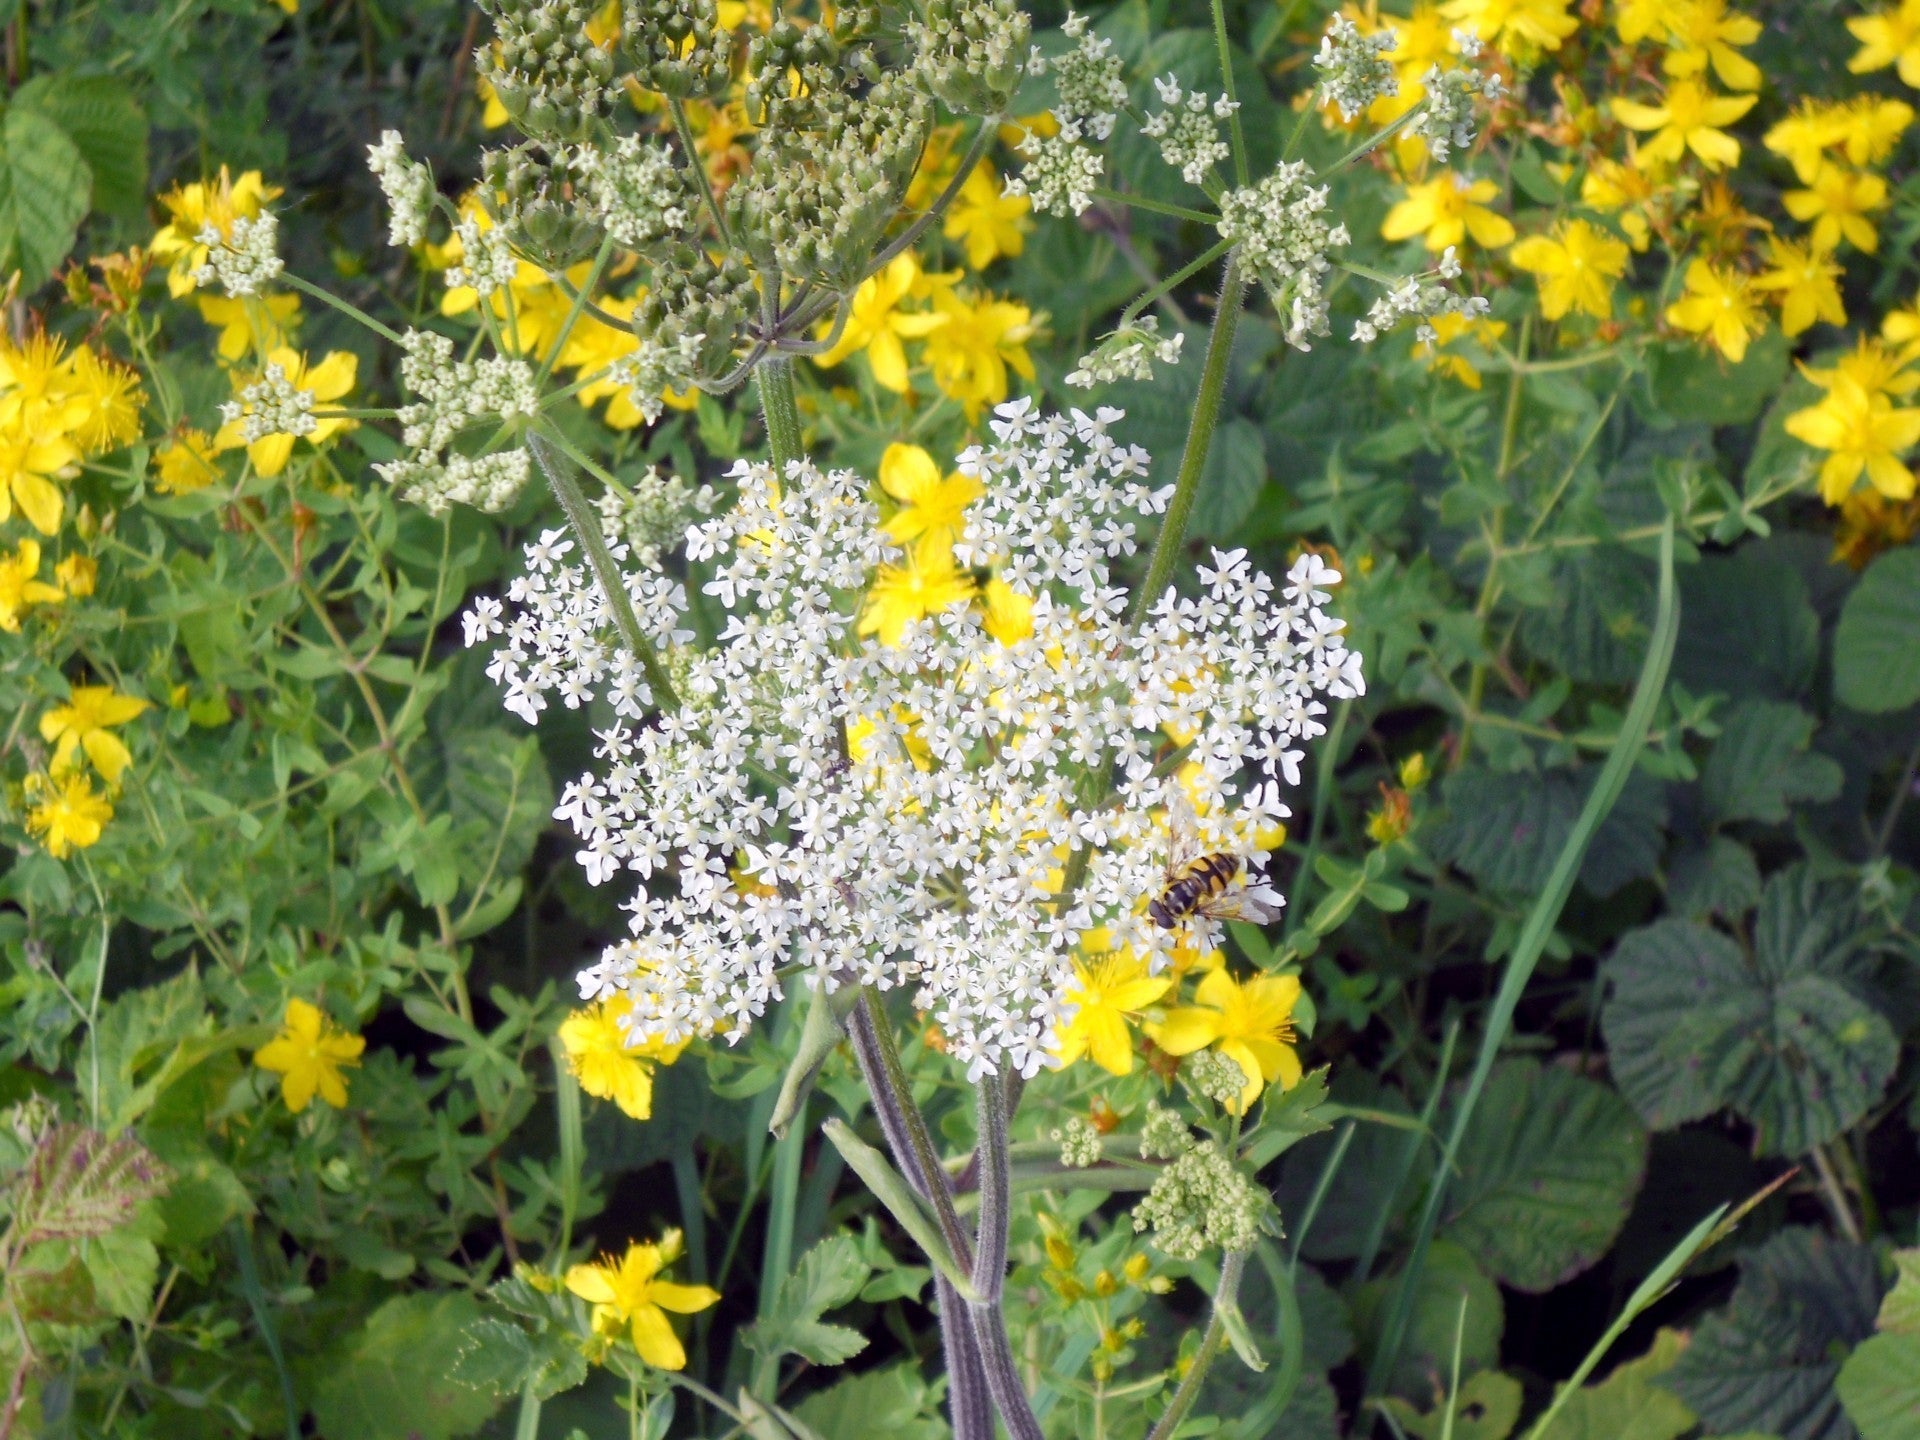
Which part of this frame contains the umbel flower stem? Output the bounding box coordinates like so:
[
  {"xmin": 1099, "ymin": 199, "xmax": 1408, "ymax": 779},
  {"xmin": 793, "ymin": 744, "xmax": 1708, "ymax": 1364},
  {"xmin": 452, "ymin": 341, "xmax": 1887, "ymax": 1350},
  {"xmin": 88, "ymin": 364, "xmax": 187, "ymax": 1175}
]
[
  {"xmin": 1146, "ymin": 1249, "xmax": 1248, "ymax": 1440},
  {"xmin": 527, "ymin": 429, "xmax": 681, "ymax": 712},
  {"xmin": 1129, "ymin": 249, "xmax": 1249, "ymax": 626},
  {"xmin": 757, "ymin": 356, "xmax": 806, "ymax": 473},
  {"xmin": 967, "ymin": 1070, "xmax": 1046, "ymax": 1440}
]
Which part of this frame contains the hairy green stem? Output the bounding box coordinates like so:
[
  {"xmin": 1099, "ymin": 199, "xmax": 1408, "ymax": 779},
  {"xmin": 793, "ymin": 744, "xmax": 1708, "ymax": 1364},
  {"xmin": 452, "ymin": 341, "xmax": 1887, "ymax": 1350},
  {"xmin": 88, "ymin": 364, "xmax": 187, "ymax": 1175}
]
[
  {"xmin": 1146, "ymin": 1249, "xmax": 1249, "ymax": 1440},
  {"xmin": 857, "ymin": 992, "xmax": 973, "ymax": 1265},
  {"xmin": 757, "ymin": 355, "xmax": 805, "ymax": 472},
  {"xmin": 1130, "ymin": 250, "xmax": 1249, "ymax": 626},
  {"xmin": 527, "ymin": 429, "xmax": 681, "ymax": 712},
  {"xmin": 966, "ymin": 1071, "xmax": 1045, "ymax": 1440}
]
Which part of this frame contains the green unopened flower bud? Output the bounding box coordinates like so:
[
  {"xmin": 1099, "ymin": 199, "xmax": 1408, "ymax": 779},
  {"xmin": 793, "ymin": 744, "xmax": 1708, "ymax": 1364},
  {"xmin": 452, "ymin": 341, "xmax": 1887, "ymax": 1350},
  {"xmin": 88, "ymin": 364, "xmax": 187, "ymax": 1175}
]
[
  {"xmin": 478, "ymin": 0, "xmax": 617, "ymax": 142},
  {"xmin": 910, "ymin": 0, "xmax": 1031, "ymax": 117},
  {"xmin": 1131, "ymin": 1139, "xmax": 1268, "ymax": 1261},
  {"xmin": 482, "ymin": 143, "xmax": 607, "ymax": 269},
  {"xmin": 621, "ymin": 0, "xmax": 733, "ymax": 98}
]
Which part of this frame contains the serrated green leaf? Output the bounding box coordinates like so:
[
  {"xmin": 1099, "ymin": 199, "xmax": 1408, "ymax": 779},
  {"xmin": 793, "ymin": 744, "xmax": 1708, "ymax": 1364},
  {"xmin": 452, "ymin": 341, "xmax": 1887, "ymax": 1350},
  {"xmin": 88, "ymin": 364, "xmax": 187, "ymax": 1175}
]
[
  {"xmin": 1666, "ymin": 836, "xmax": 1761, "ymax": 921},
  {"xmin": 743, "ymin": 1234, "xmax": 873, "ymax": 1368},
  {"xmin": 0, "ymin": 105, "xmax": 91, "ymax": 288},
  {"xmin": 1838, "ymin": 1334, "xmax": 1920, "ymax": 1440},
  {"xmin": 447, "ymin": 1315, "xmax": 589, "ymax": 1403},
  {"xmin": 1834, "ymin": 548, "xmax": 1920, "ymax": 714},
  {"xmin": 1352, "ymin": 1239, "xmax": 1503, "ymax": 1397},
  {"xmin": 312, "ymin": 1293, "xmax": 503, "ymax": 1440},
  {"xmin": 1440, "ymin": 1060, "xmax": 1648, "ymax": 1293},
  {"xmin": 1701, "ymin": 699, "xmax": 1842, "ymax": 825},
  {"xmin": 11, "ymin": 73, "xmax": 147, "ymax": 218},
  {"xmin": 1520, "ymin": 548, "xmax": 1656, "ymax": 686},
  {"xmin": 1191, "ymin": 417, "xmax": 1268, "ymax": 539},
  {"xmin": 1646, "ymin": 329, "xmax": 1789, "ymax": 426},
  {"xmin": 1602, "ymin": 870, "xmax": 1897, "ymax": 1155},
  {"xmin": 1428, "ymin": 768, "xmax": 1582, "ymax": 895},
  {"xmin": 792, "ymin": 1363, "xmax": 947, "ymax": 1440},
  {"xmin": 82, "ymin": 1210, "xmax": 162, "ymax": 1321},
  {"xmin": 1542, "ymin": 1329, "xmax": 1695, "ymax": 1440},
  {"xmin": 12, "ymin": 1125, "xmax": 170, "ymax": 1244},
  {"xmin": 1661, "ymin": 1228, "xmax": 1881, "ymax": 1440},
  {"xmin": 1672, "ymin": 546, "xmax": 1820, "ymax": 702},
  {"xmin": 1380, "ymin": 1370, "xmax": 1523, "ymax": 1440}
]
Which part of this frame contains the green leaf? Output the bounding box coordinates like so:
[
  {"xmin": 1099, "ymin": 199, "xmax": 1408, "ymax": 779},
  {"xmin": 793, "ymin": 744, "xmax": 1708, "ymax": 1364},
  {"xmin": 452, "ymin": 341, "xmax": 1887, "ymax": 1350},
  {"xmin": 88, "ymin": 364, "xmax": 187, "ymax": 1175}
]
[
  {"xmin": 1672, "ymin": 547, "xmax": 1819, "ymax": 702},
  {"xmin": 448, "ymin": 1315, "xmax": 590, "ymax": 1403},
  {"xmin": 1666, "ymin": 836, "xmax": 1761, "ymax": 921},
  {"xmin": 742, "ymin": 1234, "xmax": 873, "ymax": 1368},
  {"xmin": 1543, "ymin": 1329, "xmax": 1695, "ymax": 1440},
  {"xmin": 11, "ymin": 1125, "xmax": 170, "ymax": 1244},
  {"xmin": 1352, "ymin": 1239, "xmax": 1503, "ymax": 1398},
  {"xmin": 1646, "ymin": 328, "xmax": 1789, "ymax": 426},
  {"xmin": 1834, "ymin": 548, "xmax": 1920, "ymax": 714},
  {"xmin": 1440, "ymin": 1060, "xmax": 1648, "ymax": 1293},
  {"xmin": 10, "ymin": 74, "xmax": 147, "ymax": 218},
  {"xmin": 1520, "ymin": 548, "xmax": 1656, "ymax": 686},
  {"xmin": 1661, "ymin": 1228, "xmax": 1881, "ymax": 1440},
  {"xmin": 1380, "ymin": 1370, "xmax": 1523, "ymax": 1440},
  {"xmin": 1838, "ymin": 1334, "xmax": 1920, "ymax": 1440},
  {"xmin": 793, "ymin": 1363, "xmax": 947, "ymax": 1440},
  {"xmin": 1877, "ymin": 1250, "xmax": 1920, "ymax": 1335},
  {"xmin": 81, "ymin": 1207, "xmax": 163, "ymax": 1321},
  {"xmin": 1602, "ymin": 870, "xmax": 1897, "ymax": 1154},
  {"xmin": 0, "ymin": 105, "xmax": 91, "ymax": 288},
  {"xmin": 312, "ymin": 1293, "xmax": 504, "ymax": 1440},
  {"xmin": 1191, "ymin": 417, "xmax": 1268, "ymax": 539},
  {"xmin": 1701, "ymin": 699, "xmax": 1842, "ymax": 825},
  {"xmin": 1428, "ymin": 768, "xmax": 1581, "ymax": 895}
]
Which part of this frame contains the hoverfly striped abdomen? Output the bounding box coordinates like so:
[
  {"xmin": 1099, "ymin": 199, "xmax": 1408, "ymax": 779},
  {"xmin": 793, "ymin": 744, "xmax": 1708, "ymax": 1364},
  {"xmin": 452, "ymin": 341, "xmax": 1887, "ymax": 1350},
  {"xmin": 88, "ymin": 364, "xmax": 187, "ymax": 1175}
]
[{"xmin": 1148, "ymin": 852, "xmax": 1242, "ymax": 929}]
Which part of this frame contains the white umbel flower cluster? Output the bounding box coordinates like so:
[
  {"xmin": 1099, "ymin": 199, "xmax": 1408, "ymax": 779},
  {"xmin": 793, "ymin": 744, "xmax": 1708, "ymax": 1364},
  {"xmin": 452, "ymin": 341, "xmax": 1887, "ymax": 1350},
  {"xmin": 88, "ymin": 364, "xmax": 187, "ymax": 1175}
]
[
  {"xmin": 1351, "ymin": 245, "xmax": 1490, "ymax": 344},
  {"xmin": 194, "ymin": 214, "xmax": 284, "ymax": 296},
  {"xmin": 1006, "ymin": 11, "xmax": 1128, "ymax": 216},
  {"xmin": 1217, "ymin": 164, "xmax": 1352, "ymax": 351},
  {"xmin": 1314, "ymin": 16, "xmax": 1399, "ymax": 123},
  {"xmin": 462, "ymin": 528, "xmax": 689, "ymax": 727},
  {"xmin": 445, "ymin": 215, "xmax": 518, "ymax": 299},
  {"xmin": 375, "ymin": 329, "xmax": 540, "ymax": 514},
  {"xmin": 595, "ymin": 467, "xmax": 716, "ymax": 570},
  {"xmin": 1407, "ymin": 50, "xmax": 1506, "ymax": 164},
  {"xmin": 1141, "ymin": 75, "xmax": 1239, "ymax": 187},
  {"xmin": 610, "ymin": 333, "xmax": 705, "ymax": 426},
  {"xmin": 219, "ymin": 360, "xmax": 313, "ymax": 442},
  {"xmin": 463, "ymin": 398, "xmax": 1363, "ymax": 1081},
  {"xmin": 576, "ymin": 135, "xmax": 691, "ymax": 251},
  {"xmin": 367, "ymin": 130, "xmax": 436, "ymax": 248},
  {"xmin": 1065, "ymin": 316, "xmax": 1185, "ymax": 389}
]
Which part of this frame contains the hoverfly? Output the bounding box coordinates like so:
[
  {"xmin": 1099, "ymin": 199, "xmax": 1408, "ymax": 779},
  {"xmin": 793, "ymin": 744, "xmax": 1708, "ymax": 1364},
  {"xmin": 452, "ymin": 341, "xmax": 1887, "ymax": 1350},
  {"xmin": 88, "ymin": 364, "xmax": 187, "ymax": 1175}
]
[{"xmin": 1147, "ymin": 790, "xmax": 1284, "ymax": 929}]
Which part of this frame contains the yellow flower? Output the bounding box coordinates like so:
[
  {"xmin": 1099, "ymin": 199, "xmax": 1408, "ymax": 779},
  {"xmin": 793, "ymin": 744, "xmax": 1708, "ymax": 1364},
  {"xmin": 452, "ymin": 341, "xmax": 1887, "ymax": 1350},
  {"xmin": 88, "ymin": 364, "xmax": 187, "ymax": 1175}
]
[
  {"xmin": 942, "ymin": 163, "xmax": 1031, "ymax": 270},
  {"xmin": 150, "ymin": 168, "xmax": 282, "ymax": 297},
  {"xmin": 1580, "ymin": 151, "xmax": 1660, "ymax": 250},
  {"xmin": 812, "ymin": 253, "xmax": 951, "ymax": 393},
  {"xmin": 196, "ymin": 291, "xmax": 302, "ymax": 361},
  {"xmin": 1610, "ymin": 79, "xmax": 1756, "ymax": 171},
  {"xmin": 906, "ymin": 123, "xmax": 966, "ymax": 212},
  {"xmin": 0, "ymin": 539, "xmax": 64, "ymax": 632},
  {"xmin": 1380, "ymin": 174, "xmax": 1516, "ymax": 252},
  {"xmin": 40, "ymin": 685, "xmax": 150, "ymax": 786},
  {"xmin": 1615, "ymin": 0, "xmax": 1670, "ymax": 43},
  {"xmin": 65, "ymin": 349, "xmax": 145, "ymax": 454},
  {"xmin": 1786, "ymin": 374, "xmax": 1920, "ymax": 504},
  {"xmin": 253, "ymin": 998, "xmax": 366, "ymax": 1113},
  {"xmin": 24, "ymin": 770, "xmax": 113, "ymax": 859},
  {"xmin": 1838, "ymin": 96, "xmax": 1915, "ymax": 166},
  {"xmin": 1764, "ymin": 99, "xmax": 1855, "ymax": 183},
  {"xmin": 1438, "ymin": 0, "xmax": 1578, "ymax": 55},
  {"xmin": 565, "ymin": 1233, "xmax": 720, "ymax": 1370},
  {"xmin": 214, "ymin": 347, "xmax": 358, "ymax": 477},
  {"xmin": 53, "ymin": 554, "xmax": 97, "ymax": 599},
  {"xmin": 0, "ymin": 332, "xmax": 89, "ymax": 435},
  {"xmin": 0, "ymin": 421, "xmax": 79, "ymax": 535},
  {"xmin": 1664, "ymin": 259, "xmax": 1763, "ymax": 362},
  {"xmin": 922, "ymin": 288, "xmax": 1038, "ymax": 416},
  {"xmin": 1832, "ymin": 487, "xmax": 1920, "ymax": 568},
  {"xmin": 1151, "ymin": 968, "xmax": 1305, "ymax": 1113},
  {"xmin": 1783, "ymin": 163, "xmax": 1887, "ymax": 254},
  {"xmin": 1752, "ymin": 237, "xmax": 1846, "ymax": 337},
  {"xmin": 155, "ymin": 429, "xmax": 224, "ymax": 495},
  {"xmin": 1414, "ymin": 311, "xmax": 1508, "ymax": 388},
  {"xmin": 1661, "ymin": 0, "xmax": 1762, "ymax": 91},
  {"xmin": 980, "ymin": 575, "xmax": 1034, "ymax": 644},
  {"xmin": 477, "ymin": 73, "xmax": 511, "ymax": 129},
  {"xmin": 1508, "ymin": 219, "xmax": 1630, "ymax": 321},
  {"xmin": 558, "ymin": 995, "xmax": 689, "ymax": 1120},
  {"xmin": 878, "ymin": 443, "xmax": 983, "ymax": 553},
  {"xmin": 1848, "ymin": 0, "xmax": 1920, "ymax": 88},
  {"xmin": 1052, "ymin": 933, "xmax": 1172, "ymax": 1075},
  {"xmin": 859, "ymin": 538, "xmax": 977, "ymax": 646}
]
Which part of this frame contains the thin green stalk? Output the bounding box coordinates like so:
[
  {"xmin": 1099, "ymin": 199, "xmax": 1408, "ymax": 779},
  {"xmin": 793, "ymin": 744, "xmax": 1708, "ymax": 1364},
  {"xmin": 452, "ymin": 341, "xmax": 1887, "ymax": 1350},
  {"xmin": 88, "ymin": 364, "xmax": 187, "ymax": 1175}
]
[
  {"xmin": 1145, "ymin": 1250, "xmax": 1249, "ymax": 1440},
  {"xmin": 1365, "ymin": 518, "xmax": 1681, "ymax": 1400},
  {"xmin": 536, "ymin": 232, "xmax": 616, "ymax": 389},
  {"xmin": 670, "ymin": 96, "xmax": 731, "ymax": 246},
  {"xmin": 858, "ymin": 991, "xmax": 972, "ymax": 1264},
  {"xmin": 549, "ymin": 1038, "xmax": 584, "ymax": 1266},
  {"xmin": 1129, "ymin": 250, "xmax": 1249, "ymax": 626},
  {"xmin": 1287, "ymin": 1120, "xmax": 1356, "ymax": 1275},
  {"xmin": 527, "ymin": 429, "xmax": 681, "ymax": 712},
  {"xmin": 757, "ymin": 356, "xmax": 804, "ymax": 472},
  {"xmin": 966, "ymin": 1071, "xmax": 1046, "ymax": 1440},
  {"xmin": 1093, "ymin": 188, "xmax": 1221, "ymax": 226},
  {"xmin": 280, "ymin": 270, "xmax": 406, "ymax": 344},
  {"xmin": 1121, "ymin": 237, "xmax": 1235, "ymax": 327},
  {"xmin": 1210, "ymin": 0, "xmax": 1249, "ymax": 186},
  {"xmin": 867, "ymin": 117, "xmax": 999, "ymax": 275},
  {"xmin": 233, "ymin": 1225, "xmax": 301, "ymax": 1440},
  {"xmin": 1282, "ymin": 697, "xmax": 1350, "ymax": 938}
]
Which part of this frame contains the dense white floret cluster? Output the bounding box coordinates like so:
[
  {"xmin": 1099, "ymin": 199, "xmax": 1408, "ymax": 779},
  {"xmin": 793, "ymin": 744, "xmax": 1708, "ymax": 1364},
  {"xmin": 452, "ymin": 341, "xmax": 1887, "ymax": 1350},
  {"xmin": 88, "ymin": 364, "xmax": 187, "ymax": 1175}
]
[
  {"xmin": 1351, "ymin": 245, "xmax": 1490, "ymax": 344},
  {"xmin": 1065, "ymin": 317, "xmax": 1185, "ymax": 389},
  {"xmin": 1217, "ymin": 164, "xmax": 1352, "ymax": 351},
  {"xmin": 462, "ymin": 399, "xmax": 1362, "ymax": 1079},
  {"xmin": 219, "ymin": 360, "xmax": 313, "ymax": 442},
  {"xmin": 367, "ymin": 130, "xmax": 436, "ymax": 248},
  {"xmin": 194, "ymin": 214, "xmax": 284, "ymax": 296},
  {"xmin": 1141, "ymin": 76, "xmax": 1238, "ymax": 186},
  {"xmin": 1314, "ymin": 16, "xmax": 1398, "ymax": 123},
  {"xmin": 1006, "ymin": 11, "xmax": 1128, "ymax": 216},
  {"xmin": 374, "ymin": 330, "xmax": 541, "ymax": 513}
]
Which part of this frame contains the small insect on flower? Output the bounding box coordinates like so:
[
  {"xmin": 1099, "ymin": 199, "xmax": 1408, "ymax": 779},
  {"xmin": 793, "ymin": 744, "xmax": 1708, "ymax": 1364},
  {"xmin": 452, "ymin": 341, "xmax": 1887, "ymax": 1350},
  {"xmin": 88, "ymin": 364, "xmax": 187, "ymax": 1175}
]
[{"xmin": 1147, "ymin": 792, "xmax": 1284, "ymax": 930}]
